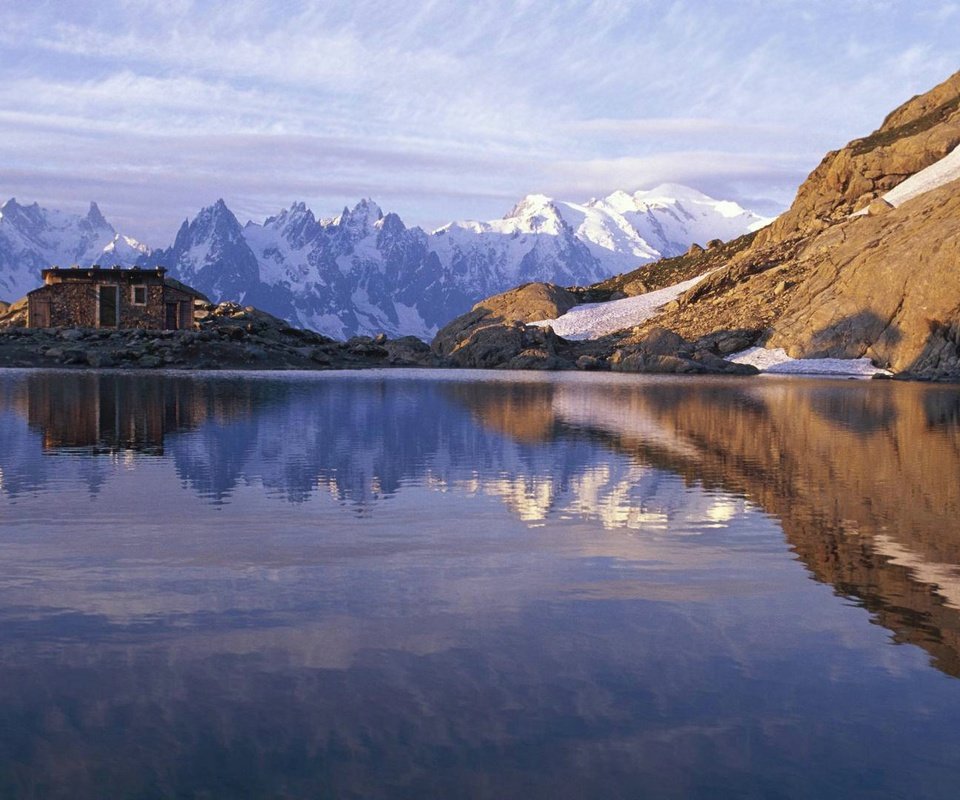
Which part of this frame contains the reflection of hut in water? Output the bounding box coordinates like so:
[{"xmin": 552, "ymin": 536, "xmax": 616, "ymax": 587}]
[
  {"xmin": 27, "ymin": 375, "xmax": 197, "ymax": 455},
  {"xmin": 22, "ymin": 373, "xmax": 269, "ymax": 457},
  {"xmin": 27, "ymin": 267, "xmax": 206, "ymax": 330}
]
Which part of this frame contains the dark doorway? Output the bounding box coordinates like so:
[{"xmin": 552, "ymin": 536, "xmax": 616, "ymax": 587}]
[
  {"xmin": 98, "ymin": 285, "xmax": 118, "ymax": 327},
  {"xmin": 32, "ymin": 298, "xmax": 51, "ymax": 328},
  {"xmin": 165, "ymin": 302, "xmax": 178, "ymax": 330}
]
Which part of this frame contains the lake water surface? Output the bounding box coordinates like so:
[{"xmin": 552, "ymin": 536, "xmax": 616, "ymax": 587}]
[{"xmin": 1, "ymin": 369, "xmax": 959, "ymax": 799}]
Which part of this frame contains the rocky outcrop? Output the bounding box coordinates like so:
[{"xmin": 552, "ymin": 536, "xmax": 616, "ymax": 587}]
[
  {"xmin": 431, "ymin": 280, "xmax": 758, "ymax": 373},
  {"xmin": 608, "ymin": 327, "xmax": 757, "ymax": 375},
  {"xmin": 0, "ymin": 296, "xmax": 27, "ymax": 328},
  {"xmin": 764, "ymin": 180, "xmax": 960, "ymax": 373},
  {"xmin": 758, "ymin": 70, "xmax": 960, "ymax": 241},
  {"xmin": 432, "ymin": 282, "xmax": 577, "ymax": 367},
  {"xmin": 434, "ymin": 282, "xmax": 577, "ymax": 351}
]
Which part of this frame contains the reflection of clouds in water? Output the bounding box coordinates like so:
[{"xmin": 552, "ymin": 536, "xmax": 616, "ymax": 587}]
[
  {"xmin": 4, "ymin": 373, "xmax": 960, "ymax": 796},
  {"xmin": 3, "ymin": 371, "xmax": 960, "ymax": 675}
]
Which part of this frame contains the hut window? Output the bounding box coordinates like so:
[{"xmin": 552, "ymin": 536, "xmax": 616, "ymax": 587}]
[{"xmin": 132, "ymin": 285, "xmax": 147, "ymax": 305}]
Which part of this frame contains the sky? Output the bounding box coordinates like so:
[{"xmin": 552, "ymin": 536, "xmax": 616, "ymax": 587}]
[{"xmin": 1, "ymin": 0, "xmax": 959, "ymax": 243}]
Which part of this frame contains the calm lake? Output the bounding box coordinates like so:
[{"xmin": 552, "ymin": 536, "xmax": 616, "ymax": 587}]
[{"xmin": 0, "ymin": 368, "xmax": 959, "ymax": 799}]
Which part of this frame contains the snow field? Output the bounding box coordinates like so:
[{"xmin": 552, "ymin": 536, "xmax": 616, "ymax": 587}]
[
  {"xmin": 882, "ymin": 143, "xmax": 960, "ymax": 208},
  {"xmin": 852, "ymin": 143, "xmax": 960, "ymax": 217},
  {"xmin": 531, "ymin": 272, "xmax": 711, "ymax": 340}
]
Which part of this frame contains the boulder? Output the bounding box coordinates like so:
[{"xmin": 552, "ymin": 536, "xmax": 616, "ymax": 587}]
[
  {"xmin": 444, "ymin": 321, "xmax": 567, "ymax": 369},
  {"xmin": 868, "ymin": 197, "xmax": 895, "ymax": 216},
  {"xmin": 635, "ymin": 326, "xmax": 690, "ymax": 357},
  {"xmin": 0, "ymin": 297, "xmax": 28, "ymax": 329},
  {"xmin": 433, "ymin": 282, "xmax": 577, "ymax": 357},
  {"xmin": 694, "ymin": 329, "xmax": 762, "ymax": 356},
  {"xmin": 86, "ymin": 352, "xmax": 115, "ymax": 368},
  {"xmin": 382, "ymin": 336, "xmax": 435, "ymax": 366},
  {"xmin": 575, "ymin": 354, "xmax": 602, "ymax": 370},
  {"xmin": 622, "ymin": 279, "xmax": 650, "ymax": 297}
]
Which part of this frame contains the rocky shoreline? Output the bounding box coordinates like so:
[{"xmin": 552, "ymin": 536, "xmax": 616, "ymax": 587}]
[
  {"xmin": 0, "ymin": 297, "xmax": 763, "ymax": 376},
  {"xmin": 0, "ymin": 302, "xmax": 440, "ymax": 371}
]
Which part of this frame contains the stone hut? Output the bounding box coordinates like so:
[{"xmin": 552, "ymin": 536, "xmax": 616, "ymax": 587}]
[{"xmin": 27, "ymin": 267, "xmax": 207, "ymax": 330}]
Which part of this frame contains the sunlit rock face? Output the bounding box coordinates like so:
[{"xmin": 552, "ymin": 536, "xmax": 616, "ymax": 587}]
[{"xmin": 626, "ymin": 70, "xmax": 960, "ymax": 380}]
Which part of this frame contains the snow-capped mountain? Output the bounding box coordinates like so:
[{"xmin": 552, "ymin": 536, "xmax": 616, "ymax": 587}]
[
  {"xmin": 1, "ymin": 187, "xmax": 769, "ymax": 338},
  {"xmin": 0, "ymin": 199, "xmax": 149, "ymax": 301},
  {"xmin": 150, "ymin": 199, "xmax": 261, "ymax": 304},
  {"xmin": 437, "ymin": 184, "xmax": 768, "ymax": 278}
]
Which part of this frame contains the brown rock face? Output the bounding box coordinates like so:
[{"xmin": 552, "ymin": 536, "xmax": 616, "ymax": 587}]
[
  {"xmin": 766, "ymin": 181, "xmax": 960, "ymax": 372},
  {"xmin": 625, "ymin": 68, "xmax": 960, "ymax": 380}
]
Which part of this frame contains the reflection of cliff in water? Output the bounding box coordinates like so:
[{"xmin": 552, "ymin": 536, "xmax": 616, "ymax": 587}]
[{"xmin": 456, "ymin": 378, "xmax": 960, "ymax": 679}]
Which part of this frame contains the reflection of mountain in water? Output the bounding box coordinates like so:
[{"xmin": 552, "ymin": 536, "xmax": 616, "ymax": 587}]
[{"xmin": 2, "ymin": 372, "xmax": 960, "ymax": 678}]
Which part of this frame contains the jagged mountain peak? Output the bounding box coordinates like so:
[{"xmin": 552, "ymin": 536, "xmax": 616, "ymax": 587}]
[
  {"xmin": 0, "ymin": 196, "xmax": 143, "ymax": 301},
  {"xmin": 262, "ymin": 201, "xmax": 318, "ymax": 229},
  {"xmin": 0, "ymin": 198, "xmax": 46, "ymax": 230},
  {"xmin": 84, "ymin": 201, "xmax": 109, "ymax": 230},
  {"xmin": 376, "ymin": 211, "xmax": 407, "ymax": 237},
  {"xmin": 188, "ymin": 199, "xmax": 245, "ymax": 243},
  {"xmin": 334, "ymin": 198, "xmax": 383, "ymax": 228}
]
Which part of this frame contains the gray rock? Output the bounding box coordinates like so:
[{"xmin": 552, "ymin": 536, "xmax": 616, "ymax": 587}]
[
  {"xmin": 636, "ymin": 327, "xmax": 690, "ymax": 356},
  {"xmin": 242, "ymin": 345, "xmax": 268, "ymax": 360},
  {"xmin": 86, "ymin": 352, "xmax": 115, "ymax": 368},
  {"xmin": 61, "ymin": 349, "xmax": 87, "ymax": 364},
  {"xmin": 576, "ymin": 355, "xmax": 602, "ymax": 370}
]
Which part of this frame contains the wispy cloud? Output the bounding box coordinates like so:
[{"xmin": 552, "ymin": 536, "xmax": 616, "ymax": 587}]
[{"xmin": 1, "ymin": 0, "xmax": 958, "ymax": 241}]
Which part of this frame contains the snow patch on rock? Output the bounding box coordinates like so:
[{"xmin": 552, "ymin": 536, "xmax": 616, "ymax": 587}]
[
  {"xmin": 728, "ymin": 346, "xmax": 890, "ymax": 377},
  {"xmin": 883, "ymin": 144, "xmax": 960, "ymax": 208}
]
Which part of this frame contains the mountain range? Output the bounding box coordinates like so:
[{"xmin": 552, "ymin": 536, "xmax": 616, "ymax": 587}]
[{"xmin": 0, "ymin": 187, "xmax": 769, "ymax": 339}]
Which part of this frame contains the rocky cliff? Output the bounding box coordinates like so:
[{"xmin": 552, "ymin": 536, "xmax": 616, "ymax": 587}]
[{"xmin": 628, "ymin": 69, "xmax": 960, "ymax": 380}]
